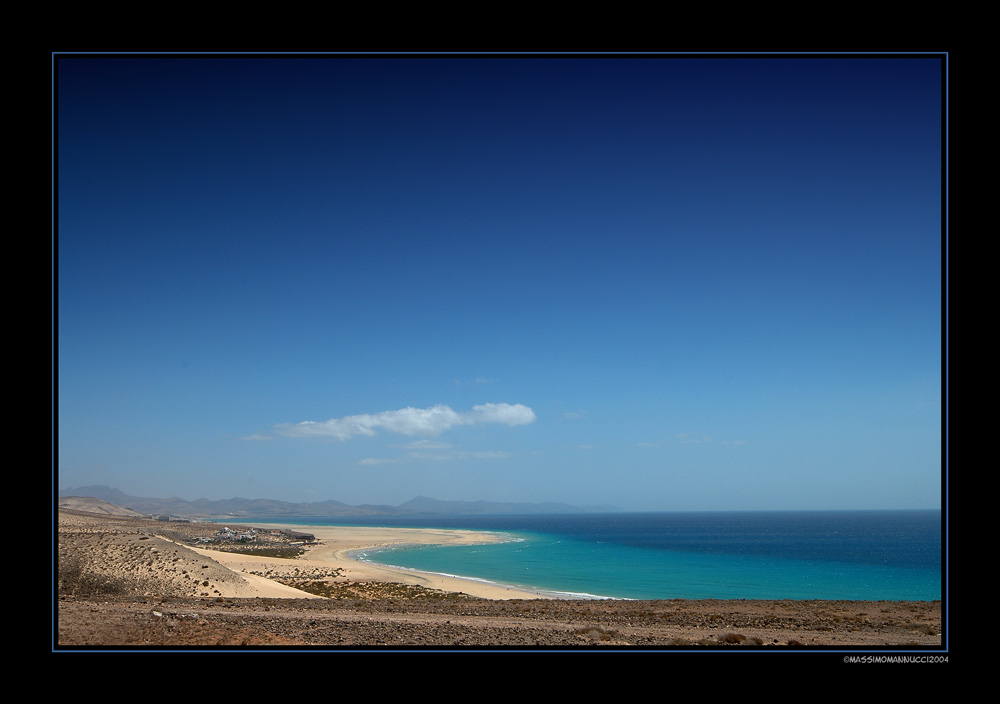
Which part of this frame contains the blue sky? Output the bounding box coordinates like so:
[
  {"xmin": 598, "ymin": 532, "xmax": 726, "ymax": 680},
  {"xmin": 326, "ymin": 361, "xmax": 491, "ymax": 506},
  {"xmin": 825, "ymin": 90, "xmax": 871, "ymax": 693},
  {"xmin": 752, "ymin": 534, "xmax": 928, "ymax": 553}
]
[{"xmin": 55, "ymin": 55, "xmax": 944, "ymax": 512}]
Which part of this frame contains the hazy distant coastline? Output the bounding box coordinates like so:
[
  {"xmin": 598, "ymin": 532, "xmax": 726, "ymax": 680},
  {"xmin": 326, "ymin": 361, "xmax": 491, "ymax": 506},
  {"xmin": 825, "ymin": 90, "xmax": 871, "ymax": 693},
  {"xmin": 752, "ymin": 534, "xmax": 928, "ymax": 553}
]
[{"xmin": 57, "ymin": 485, "xmax": 621, "ymax": 520}]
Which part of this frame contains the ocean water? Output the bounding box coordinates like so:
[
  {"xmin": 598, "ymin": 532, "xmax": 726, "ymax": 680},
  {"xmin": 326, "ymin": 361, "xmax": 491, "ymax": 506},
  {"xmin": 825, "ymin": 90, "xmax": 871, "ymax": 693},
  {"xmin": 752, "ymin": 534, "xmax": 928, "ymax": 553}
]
[{"xmin": 259, "ymin": 510, "xmax": 942, "ymax": 601}]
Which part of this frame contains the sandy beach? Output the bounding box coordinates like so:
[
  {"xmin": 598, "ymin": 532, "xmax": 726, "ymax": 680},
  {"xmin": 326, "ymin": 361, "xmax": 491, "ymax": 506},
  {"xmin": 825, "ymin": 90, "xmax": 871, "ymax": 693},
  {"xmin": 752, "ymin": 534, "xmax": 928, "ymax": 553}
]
[{"xmin": 198, "ymin": 522, "xmax": 550, "ymax": 600}]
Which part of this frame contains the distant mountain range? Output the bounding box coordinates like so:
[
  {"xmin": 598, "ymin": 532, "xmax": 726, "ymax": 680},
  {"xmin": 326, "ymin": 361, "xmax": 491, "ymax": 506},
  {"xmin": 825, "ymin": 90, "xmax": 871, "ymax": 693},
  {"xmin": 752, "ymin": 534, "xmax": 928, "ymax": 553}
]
[{"xmin": 57, "ymin": 485, "xmax": 619, "ymax": 518}]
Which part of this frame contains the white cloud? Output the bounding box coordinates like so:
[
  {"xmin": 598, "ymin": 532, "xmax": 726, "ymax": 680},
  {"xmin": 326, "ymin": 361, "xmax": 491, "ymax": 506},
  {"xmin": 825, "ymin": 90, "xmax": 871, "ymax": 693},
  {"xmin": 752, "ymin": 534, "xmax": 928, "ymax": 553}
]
[
  {"xmin": 276, "ymin": 403, "xmax": 536, "ymax": 440},
  {"xmin": 467, "ymin": 402, "xmax": 536, "ymax": 427}
]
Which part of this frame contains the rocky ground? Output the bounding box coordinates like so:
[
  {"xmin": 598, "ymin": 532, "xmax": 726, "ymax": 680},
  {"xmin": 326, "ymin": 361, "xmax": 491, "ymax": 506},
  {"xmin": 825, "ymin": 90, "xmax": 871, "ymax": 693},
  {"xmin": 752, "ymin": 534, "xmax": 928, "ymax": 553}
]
[{"xmin": 55, "ymin": 508, "xmax": 944, "ymax": 649}]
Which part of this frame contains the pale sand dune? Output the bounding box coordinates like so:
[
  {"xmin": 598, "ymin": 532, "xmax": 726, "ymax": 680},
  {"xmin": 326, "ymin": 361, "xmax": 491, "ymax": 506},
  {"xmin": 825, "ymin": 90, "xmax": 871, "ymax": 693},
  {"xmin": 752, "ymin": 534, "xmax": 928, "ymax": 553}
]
[
  {"xmin": 185, "ymin": 551, "xmax": 329, "ymax": 599},
  {"xmin": 208, "ymin": 522, "xmax": 550, "ymax": 600},
  {"xmin": 59, "ymin": 508, "xmax": 546, "ymax": 600}
]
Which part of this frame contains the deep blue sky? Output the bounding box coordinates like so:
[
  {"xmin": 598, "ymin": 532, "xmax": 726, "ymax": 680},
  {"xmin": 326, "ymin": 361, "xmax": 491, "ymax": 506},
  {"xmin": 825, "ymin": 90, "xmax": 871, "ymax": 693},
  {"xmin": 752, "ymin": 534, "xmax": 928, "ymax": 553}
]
[{"xmin": 55, "ymin": 55, "xmax": 944, "ymax": 511}]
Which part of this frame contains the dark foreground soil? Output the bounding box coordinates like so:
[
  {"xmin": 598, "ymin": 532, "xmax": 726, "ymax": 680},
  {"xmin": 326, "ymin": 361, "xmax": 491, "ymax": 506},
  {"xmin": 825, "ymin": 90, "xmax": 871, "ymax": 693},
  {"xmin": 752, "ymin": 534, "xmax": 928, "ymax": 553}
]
[{"xmin": 57, "ymin": 593, "xmax": 943, "ymax": 649}]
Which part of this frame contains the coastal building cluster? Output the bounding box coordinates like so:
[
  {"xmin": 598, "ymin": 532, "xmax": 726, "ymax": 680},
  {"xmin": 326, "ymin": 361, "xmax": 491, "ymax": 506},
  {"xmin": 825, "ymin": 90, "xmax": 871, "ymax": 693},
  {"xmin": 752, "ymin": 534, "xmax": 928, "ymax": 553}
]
[{"xmin": 193, "ymin": 526, "xmax": 316, "ymax": 547}]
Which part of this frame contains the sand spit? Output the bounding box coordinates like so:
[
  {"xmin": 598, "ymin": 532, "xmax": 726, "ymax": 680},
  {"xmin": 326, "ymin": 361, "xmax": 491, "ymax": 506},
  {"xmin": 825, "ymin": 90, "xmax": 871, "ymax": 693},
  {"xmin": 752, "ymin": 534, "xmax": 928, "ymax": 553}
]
[{"xmin": 56, "ymin": 508, "xmax": 944, "ymax": 649}]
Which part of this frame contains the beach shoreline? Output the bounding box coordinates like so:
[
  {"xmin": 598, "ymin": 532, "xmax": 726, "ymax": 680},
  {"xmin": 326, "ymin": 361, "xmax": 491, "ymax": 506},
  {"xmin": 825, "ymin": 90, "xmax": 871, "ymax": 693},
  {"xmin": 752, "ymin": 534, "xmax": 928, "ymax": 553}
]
[{"xmin": 225, "ymin": 521, "xmax": 554, "ymax": 600}]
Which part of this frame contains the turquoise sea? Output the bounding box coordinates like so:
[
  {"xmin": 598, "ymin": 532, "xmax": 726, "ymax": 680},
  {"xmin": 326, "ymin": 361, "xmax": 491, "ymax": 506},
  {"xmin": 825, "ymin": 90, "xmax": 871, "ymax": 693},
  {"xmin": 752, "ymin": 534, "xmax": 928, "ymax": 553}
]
[{"xmin": 252, "ymin": 510, "xmax": 942, "ymax": 601}]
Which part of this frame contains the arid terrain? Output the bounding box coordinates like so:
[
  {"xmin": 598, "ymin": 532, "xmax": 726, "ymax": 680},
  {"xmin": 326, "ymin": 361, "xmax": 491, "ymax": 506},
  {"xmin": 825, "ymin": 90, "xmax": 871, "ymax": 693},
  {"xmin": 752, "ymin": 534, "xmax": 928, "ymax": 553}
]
[{"xmin": 55, "ymin": 507, "xmax": 944, "ymax": 649}]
